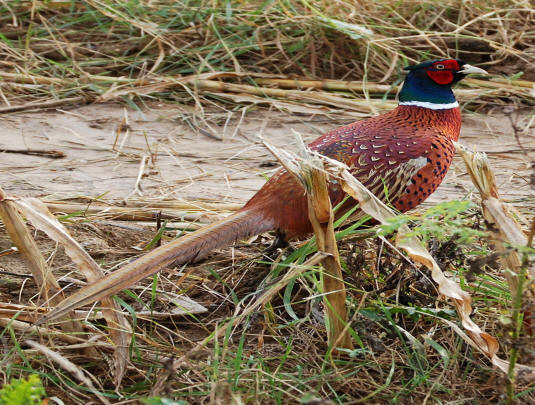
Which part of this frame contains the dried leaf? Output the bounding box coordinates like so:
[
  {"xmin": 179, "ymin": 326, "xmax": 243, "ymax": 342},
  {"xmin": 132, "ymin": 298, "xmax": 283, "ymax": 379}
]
[
  {"xmin": 137, "ymin": 292, "xmax": 208, "ymax": 318},
  {"xmin": 456, "ymin": 142, "xmax": 533, "ymax": 287},
  {"xmin": 24, "ymin": 339, "xmax": 112, "ymax": 405},
  {"xmin": 13, "ymin": 198, "xmax": 131, "ymax": 387},
  {"xmin": 0, "ymin": 189, "xmax": 60, "ymax": 302}
]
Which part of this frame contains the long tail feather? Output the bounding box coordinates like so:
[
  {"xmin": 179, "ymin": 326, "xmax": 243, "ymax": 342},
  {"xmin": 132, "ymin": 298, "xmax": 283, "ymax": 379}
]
[{"xmin": 37, "ymin": 208, "xmax": 274, "ymax": 324}]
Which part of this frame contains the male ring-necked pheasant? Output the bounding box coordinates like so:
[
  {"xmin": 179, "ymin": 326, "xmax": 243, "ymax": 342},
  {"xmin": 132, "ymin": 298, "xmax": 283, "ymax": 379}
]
[{"xmin": 38, "ymin": 59, "xmax": 487, "ymax": 322}]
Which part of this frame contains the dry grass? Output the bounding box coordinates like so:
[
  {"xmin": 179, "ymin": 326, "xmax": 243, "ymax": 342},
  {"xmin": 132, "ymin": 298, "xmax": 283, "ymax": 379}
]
[
  {"xmin": 0, "ymin": 0, "xmax": 534, "ymax": 111},
  {"xmin": 0, "ymin": 1, "xmax": 535, "ymax": 404}
]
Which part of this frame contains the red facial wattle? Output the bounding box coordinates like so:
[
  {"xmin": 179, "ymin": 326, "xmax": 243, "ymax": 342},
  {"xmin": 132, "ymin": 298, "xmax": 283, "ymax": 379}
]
[
  {"xmin": 426, "ymin": 60, "xmax": 460, "ymax": 85},
  {"xmin": 427, "ymin": 70, "xmax": 454, "ymax": 84}
]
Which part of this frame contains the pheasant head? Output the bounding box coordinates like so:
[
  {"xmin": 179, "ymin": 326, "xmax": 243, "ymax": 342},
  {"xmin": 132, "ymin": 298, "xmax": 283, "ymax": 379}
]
[{"xmin": 399, "ymin": 59, "xmax": 487, "ymax": 109}]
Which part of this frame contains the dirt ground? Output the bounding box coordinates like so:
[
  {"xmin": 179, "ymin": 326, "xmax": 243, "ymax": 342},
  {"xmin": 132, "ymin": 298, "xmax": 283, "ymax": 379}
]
[{"xmin": 1, "ymin": 102, "xmax": 534, "ymax": 213}]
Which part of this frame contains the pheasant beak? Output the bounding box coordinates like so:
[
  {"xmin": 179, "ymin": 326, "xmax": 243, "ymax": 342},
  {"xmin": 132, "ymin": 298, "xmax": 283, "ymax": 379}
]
[{"xmin": 458, "ymin": 64, "xmax": 488, "ymax": 75}]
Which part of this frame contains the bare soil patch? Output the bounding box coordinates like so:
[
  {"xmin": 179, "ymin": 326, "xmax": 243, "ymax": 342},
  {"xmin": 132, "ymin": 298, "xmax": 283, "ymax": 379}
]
[{"xmin": 1, "ymin": 103, "xmax": 533, "ymax": 208}]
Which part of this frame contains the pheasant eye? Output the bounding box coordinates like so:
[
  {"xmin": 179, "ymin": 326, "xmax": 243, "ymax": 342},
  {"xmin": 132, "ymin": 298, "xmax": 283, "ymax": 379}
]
[{"xmin": 435, "ymin": 64, "xmax": 445, "ymax": 70}]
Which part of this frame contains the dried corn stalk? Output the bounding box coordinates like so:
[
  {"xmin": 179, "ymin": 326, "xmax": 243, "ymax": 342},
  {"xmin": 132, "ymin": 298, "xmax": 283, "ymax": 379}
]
[{"xmin": 263, "ymin": 132, "xmax": 353, "ymax": 353}]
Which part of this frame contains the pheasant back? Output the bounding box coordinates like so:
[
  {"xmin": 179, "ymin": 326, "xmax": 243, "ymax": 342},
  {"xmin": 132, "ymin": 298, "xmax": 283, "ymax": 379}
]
[{"xmin": 245, "ymin": 105, "xmax": 461, "ymax": 237}]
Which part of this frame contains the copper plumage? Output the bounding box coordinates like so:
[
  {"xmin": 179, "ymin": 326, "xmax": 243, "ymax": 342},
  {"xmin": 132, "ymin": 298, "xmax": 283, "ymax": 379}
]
[{"xmin": 244, "ymin": 105, "xmax": 461, "ymax": 238}]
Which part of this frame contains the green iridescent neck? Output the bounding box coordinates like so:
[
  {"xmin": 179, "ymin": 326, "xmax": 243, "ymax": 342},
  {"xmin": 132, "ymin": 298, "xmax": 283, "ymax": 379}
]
[{"xmin": 398, "ymin": 72, "xmax": 458, "ymax": 109}]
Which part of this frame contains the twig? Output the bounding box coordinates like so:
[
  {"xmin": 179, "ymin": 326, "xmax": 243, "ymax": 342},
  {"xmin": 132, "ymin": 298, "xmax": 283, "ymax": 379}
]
[
  {"xmin": 0, "ymin": 96, "xmax": 88, "ymax": 114},
  {"xmin": 132, "ymin": 155, "xmax": 148, "ymax": 198},
  {"xmin": 183, "ymin": 116, "xmax": 223, "ymax": 141},
  {"xmin": 0, "ymin": 149, "xmax": 65, "ymax": 159}
]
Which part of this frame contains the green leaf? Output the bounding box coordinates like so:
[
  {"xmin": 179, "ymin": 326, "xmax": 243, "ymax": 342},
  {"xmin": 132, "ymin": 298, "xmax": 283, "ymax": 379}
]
[{"xmin": 0, "ymin": 374, "xmax": 46, "ymax": 405}]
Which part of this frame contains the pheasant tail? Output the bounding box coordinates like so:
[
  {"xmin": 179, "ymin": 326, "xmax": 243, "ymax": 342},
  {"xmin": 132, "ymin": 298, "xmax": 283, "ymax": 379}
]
[{"xmin": 36, "ymin": 208, "xmax": 275, "ymax": 324}]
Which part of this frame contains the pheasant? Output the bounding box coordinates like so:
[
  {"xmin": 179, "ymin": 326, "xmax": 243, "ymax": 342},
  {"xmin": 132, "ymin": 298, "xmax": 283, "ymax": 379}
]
[{"xmin": 37, "ymin": 58, "xmax": 487, "ymax": 323}]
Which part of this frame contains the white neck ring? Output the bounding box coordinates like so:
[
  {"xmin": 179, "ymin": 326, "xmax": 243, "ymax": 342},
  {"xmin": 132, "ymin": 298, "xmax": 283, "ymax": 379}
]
[{"xmin": 399, "ymin": 100, "xmax": 459, "ymax": 110}]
